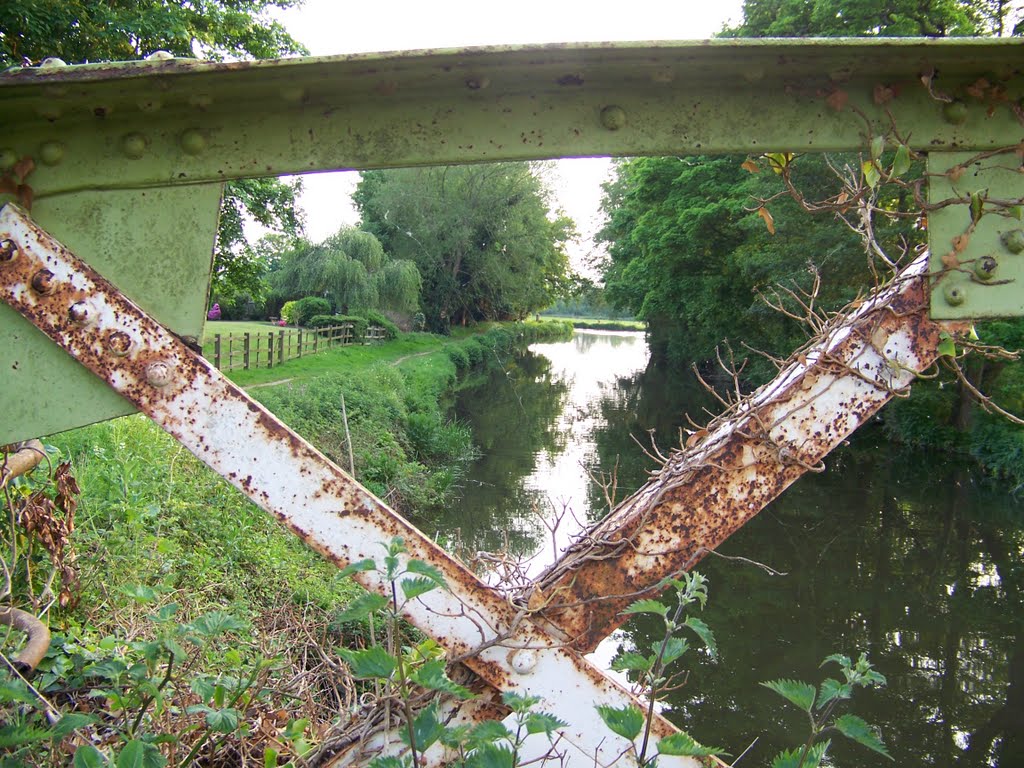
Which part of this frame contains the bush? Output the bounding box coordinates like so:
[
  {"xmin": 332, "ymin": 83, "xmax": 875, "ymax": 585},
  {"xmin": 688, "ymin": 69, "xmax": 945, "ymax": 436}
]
[
  {"xmin": 307, "ymin": 314, "xmax": 369, "ymax": 341},
  {"xmin": 462, "ymin": 339, "xmax": 484, "ymax": 365},
  {"xmin": 366, "ymin": 310, "xmax": 400, "ymax": 340},
  {"xmin": 446, "ymin": 346, "xmax": 470, "ymax": 370},
  {"xmin": 295, "ymin": 296, "xmax": 332, "ymax": 325},
  {"xmin": 280, "ymin": 300, "xmax": 299, "ymax": 324}
]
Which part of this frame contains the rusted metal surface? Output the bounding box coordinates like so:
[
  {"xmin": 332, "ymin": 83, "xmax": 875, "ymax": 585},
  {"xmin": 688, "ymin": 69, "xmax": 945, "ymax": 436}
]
[
  {"xmin": 533, "ymin": 256, "xmax": 968, "ymax": 652},
  {"xmin": 0, "ymin": 439, "xmax": 46, "ymax": 489},
  {"xmin": 0, "ymin": 202, "xmax": 707, "ymax": 767}
]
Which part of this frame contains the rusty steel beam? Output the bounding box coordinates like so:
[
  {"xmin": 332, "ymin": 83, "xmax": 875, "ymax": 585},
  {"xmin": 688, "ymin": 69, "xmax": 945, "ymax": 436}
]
[
  {"xmin": 533, "ymin": 256, "xmax": 967, "ymax": 652},
  {"xmin": 0, "ymin": 203, "xmax": 709, "ymax": 768}
]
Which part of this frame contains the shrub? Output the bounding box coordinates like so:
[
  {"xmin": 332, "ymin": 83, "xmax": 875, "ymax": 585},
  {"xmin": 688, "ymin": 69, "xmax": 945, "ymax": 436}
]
[
  {"xmin": 462, "ymin": 339, "xmax": 484, "ymax": 365},
  {"xmin": 295, "ymin": 296, "xmax": 332, "ymax": 325},
  {"xmin": 307, "ymin": 314, "xmax": 369, "ymax": 341},
  {"xmin": 366, "ymin": 310, "xmax": 400, "ymax": 340},
  {"xmin": 280, "ymin": 300, "xmax": 299, "ymax": 324},
  {"xmin": 446, "ymin": 346, "xmax": 470, "ymax": 370}
]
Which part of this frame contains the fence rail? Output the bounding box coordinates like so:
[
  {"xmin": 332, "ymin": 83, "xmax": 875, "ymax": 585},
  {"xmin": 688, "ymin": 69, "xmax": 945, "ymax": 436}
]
[{"xmin": 209, "ymin": 324, "xmax": 387, "ymax": 372}]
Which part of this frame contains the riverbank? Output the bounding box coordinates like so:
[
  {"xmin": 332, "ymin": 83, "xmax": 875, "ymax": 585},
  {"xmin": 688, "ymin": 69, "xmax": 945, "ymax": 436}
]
[{"xmin": 3, "ymin": 320, "xmax": 571, "ymax": 765}]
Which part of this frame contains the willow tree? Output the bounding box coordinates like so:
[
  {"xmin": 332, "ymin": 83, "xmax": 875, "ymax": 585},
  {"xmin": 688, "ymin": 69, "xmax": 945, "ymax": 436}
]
[{"xmin": 271, "ymin": 228, "xmax": 421, "ymax": 316}]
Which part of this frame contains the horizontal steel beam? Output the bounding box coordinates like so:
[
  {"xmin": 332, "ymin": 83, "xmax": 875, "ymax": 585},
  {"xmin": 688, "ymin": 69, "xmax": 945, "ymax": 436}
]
[
  {"xmin": 1, "ymin": 40, "xmax": 1020, "ymax": 198},
  {"xmin": 0, "ymin": 203, "xmax": 706, "ymax": 767},
  {"xmin": 533, "ymin": 255, "xmax": 968, "ymax": 651}
]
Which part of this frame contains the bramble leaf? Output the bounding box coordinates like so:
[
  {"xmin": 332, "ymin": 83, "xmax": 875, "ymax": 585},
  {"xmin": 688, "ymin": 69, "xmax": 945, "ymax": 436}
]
[
  {"xmin": 621, "ymin": 599, "xmax": 668, "ymax": 617},
  {"xmin": 188, "ymin": 611, "xmax": 246, "ymax": 638},
  {"xmin": 410, "ymin": 659, "xmax": 474, "ymax": 699},
  {"xmin": 334, "ymin": 592, "xmax": 389, "ymax": 623},
  {"xmin": 502, "ymin": 691, "xmax": 542, "ymax": 712},
  {"xmin": 339, "ymin": 646, "xmax": 397, "ymax": 679},
  {"xmin": 406, "ymin": 559, "xmax": 448, "ymax": 589},
  {"xmin": 73, "ymin": 745, "xmax": 109, "ymax": 768},
  {"xmin": 657, "ymin": 731, "xmax": 727, "ymax": 757},
  {"xmin": 892, "ymin": 143, "xmax": 912, "ymax": 176},
  {"xmin": 524, "ymin": 712, "xmax": 569, "ymax": 736},
  {"xmin": 817, "ymin": 677, "xmax": 852, "ymax": 708},
  {"xmin": 465, "ymin": 743, "xmax": 515, "ymax": 768},
  {"xmin": 403, "ymin": 702, "xmax": 446, "ymax": 752},
  {"xmin": 338, "ymin": 559, "xmax": 376, "ymax": 579},
  {"xmin": 770, "ymin": 740, "xmax": 830, "ymax": 768},
  {"xmin": 401, "ymin": 576, "xmax": 439, "ymax": 601},
  {"xmin": 761, "ymin": 679, "xmax": 816, "ymax": 712},
  {"xmin": 684, "ymin": 617, "xmax": 717, "ymax": 659},
  {"xmin": 116, "ymin": 740, "xmax": 168, "ymax": 768},
  {"xmin": 468, "ymin": 719, "xmax": 513, "ymax": 746},
  {"xmin": 659, "ymin": 636, "xmax": 689, "ymax": 666},
  {"xmin": 611, "ymin": 651, "xmax": 653, "ymax": 673}
]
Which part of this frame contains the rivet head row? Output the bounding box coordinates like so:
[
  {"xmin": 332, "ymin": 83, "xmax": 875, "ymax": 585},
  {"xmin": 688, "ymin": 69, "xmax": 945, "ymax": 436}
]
[
  {"xmin": 107, "ymin": 331, "xmax": 133, "ymax": 357},
  {"xmin": 0, "ymin": 239, "xmax": 18, "ymax": 262},
  {"xmin": 31, "ymin": 269, "xmax": 55, "ymax": 294},
  {"xmin": 68, "ymin": 301, "xmax": 96, "ymax": 326},
  {"xmin": 600, "ymin": 105, "xmax": 627, "ymax": 131},
  {"xmin": 146, "ymin": 360, "xmax": 175, "ymax": 387},
  {"xmin": 179, "ymin": 129, "xmax": 206, "ymax": 155},
  {"xmin": 121, "ymin": 133, "xmax": 147, "ymax": 159}
]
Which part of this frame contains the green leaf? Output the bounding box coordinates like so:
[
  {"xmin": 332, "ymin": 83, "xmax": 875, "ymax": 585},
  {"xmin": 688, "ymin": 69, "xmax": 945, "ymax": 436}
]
[
  {"xmin": 151, "ymin": 604, "xmax": 178, "ymax": 623},
  {"xmin": 188, "ymin": 611, "xmax": 246, "ymax": 638},
  {"xmin": 970, "ymin": 191, "xmax": 985, "ymax": 224},
  {"xmin": 937, "ymin": 334, "xmax": 957, "ymax": 358},
  {"xmin": 409, "ymin": 660, "xmax": 474, "ymax": 699},
  {"xmin": 770, "ymin": 740, "xmax": 830, "ymax": 768},
  {"xmin": 205, "ymin": 707, "xmax": 242, "ymax": 734},
  {"xmin": 761, "ymin": 679, "xmax": 816, "ymax": 712},
  {"xmin": 870, "ymin": 135, "xmax": 885, "ymax": 160},
  {"xmin": 74, "ymin": 745, "xmax": 109, "ymax": 768},
  {"xmin": 402, "ymin": 702, "xmax": 446, "ymax": 752},
  {"xmin": 0, "ymin": 676, "xmax": 37, "ymax": 705},
  {"xmin": 524, "ymin": 712, "xmax": 568, "ymax": 736},
  {"xmin": 658, "ymin": 636, "xmax": 689, "ymax": 666},
  {"xmin": 892, "ymin": 143, "xmax": 912, "ymax": 177},
  {"xmin": 190, "ymin": 676, "xmax": 216, "ymax": 702},
  {"xmin": 595, "ymin": 704, "xmax": 644, "ymax": 741},
  {"xmin": 657, "ymin": 731, "xmax": 727, "ymax": 757},
  {"xmin": 51, "ymin": 713, "xmax": 99, "ymax": 738},
  {"xmin": 467, "ymin": 719, "xmax": 513, "ymax": 747},
  {"xmin": 0, "ymin": 723, "xmax": 50, "ymax": 747},
  {"xmin": 817, "ymin": 677, "xmax": 852, "ymax": 708},
  {"xmin": 122, "ymin": 585, "xmax": 159, "ymax": 603},
  {"xmin": 683, "ymin": 617, "xmax": 717, "ymax": 659},
  {"xmin": 262, "ymin": 747, "xmax": 279, "ymax": 768},
  {"xmin": 338, "ymin": 559, "xmax": 376, "ymax": 579},
  {"xmin": 338, "ymin": 647, "xmax": 397, "ymax": 679},
  {"xmin": 501, "ymin": 691, "xmax": 541, "ymax": 713},
  {"xmin": 367, "ymin": 758, "xmax": 407, "ymax": 768},
  {"xmin": 465, "ymin": 743, "xmax": 515, "ymax": 768},
  {"xmin": 821, "ymin": 654, "xmax": 851, "ymax": 670},
  {"xmin": 116, "ymin": 740, "xmax": 168, "ymax": 768},
  {"xmin": 610, "ymin": 651, "xmax": 654, "ymax": 673},
  {"xmin": 862, "ymin": 160, "xmax": 881, "ymax": 189},
  {"xmin": 401, "ymin": 576, "xmax": 439, "ymax": 601},
  {"xmin": 334, "ymin": 592, "xmax": 389, "ymax": 623},
  {"xmin": 621, "ymin": 598, "xmax": 668, "ymax": 617},
  {"xmin": 833, "ymin": 714, "xmax": 892, "ymax": 758},
  {"xmin": 406, "ymin": 559, "xmax": 448, "ymax": 589}
]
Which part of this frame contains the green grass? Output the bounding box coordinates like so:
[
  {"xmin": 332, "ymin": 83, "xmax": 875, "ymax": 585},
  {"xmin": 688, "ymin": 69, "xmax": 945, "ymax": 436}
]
[
  {"xmin": 203, "ymin": 319, "xmax": 284, "ymax": 342},
  {"xmin": 540, "ymin": 315, "xmax": 646, "ymax": 331}
]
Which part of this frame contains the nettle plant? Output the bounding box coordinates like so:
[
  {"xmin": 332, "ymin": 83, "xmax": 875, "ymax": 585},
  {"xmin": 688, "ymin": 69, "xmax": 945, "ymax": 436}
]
[{"xmin": 335, "ymin": 537, "xmax": 567, "ymax": 768}]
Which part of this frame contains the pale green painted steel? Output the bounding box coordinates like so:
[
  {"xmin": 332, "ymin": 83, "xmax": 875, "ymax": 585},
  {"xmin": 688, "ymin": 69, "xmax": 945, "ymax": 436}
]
[
  {"xmin": 928, "ymin": 152, "xmax": 1024, "ymax": 320},
  {"xmin": 0, "ymin": 186, "xmax": 221, "ymax": 444},
  {"xmin": 1, "ymin": 39, "xmax": 1023, "ymax": 441}
]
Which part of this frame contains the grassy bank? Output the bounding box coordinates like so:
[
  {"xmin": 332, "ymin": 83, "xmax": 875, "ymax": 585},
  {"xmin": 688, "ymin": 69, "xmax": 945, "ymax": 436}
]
[
  {"xmin": 1, "ymin": 321, "xmax": 571, "ymax": 764},
  {"xmin": 540, "ymin": 315, "xmax": 645, "ymax": 332}
]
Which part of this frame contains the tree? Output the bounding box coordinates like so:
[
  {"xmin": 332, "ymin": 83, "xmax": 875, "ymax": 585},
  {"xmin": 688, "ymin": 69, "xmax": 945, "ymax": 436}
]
[
  {"xmin": 0, "ymin": 0, "xmax": 310, "ymax": 308},
  {"xmin": 271, "ymin": 227, "xmax": 421, "ymax": 316},
  {"xmin": 355, "ymin": 163, "xmax": 573, "ymax": 331}
]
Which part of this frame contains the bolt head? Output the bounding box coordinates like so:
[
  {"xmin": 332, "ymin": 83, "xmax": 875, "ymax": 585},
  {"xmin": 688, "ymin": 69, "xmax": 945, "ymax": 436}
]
[
  {"xmin": 107, "ymin": 331, "xmax": 133, "ymax": 357},
  {"xmin": 974, "ymin": 255, "xmax": 998, "ymax": 281},
  {"xmin": 509, "ymin": 648, "xmax": 538, "ymax": 675},
  {"xmin": 39, "ymin": 141, "xmax": 65, "ymax": 166},
  {"xmin": 179, "ymin": 129, "xmax": 206, "ymax": 156},
  {"xmin": 120, "ymin": 133, "xmax": 147, "ymax": 159},
  {"xmin": 1001, "ymin": 229, "xmax": 1024, "ymax": 255},
  {"xmin": 39, "ymin": 57, "xmax": 67, "ymax": 68},
  {"xmin": 145, "ymin": 50, "xmax": 175, "ymax": 61},
  {"xmin": 0, "ymin": 239, "xmax": 18, "ymax": 263},
  {"xmin": 68, "ymin": 301, "xmax": 96, "ymax": 326},
  {"xmin": 943, "ymin": 282, "xmax": 967, "ymax": 307},
  {"xmin": 146, "ymin": 360, "xmax": 175, "ymax": 388},
  {"xmin": 31, "ymin": 269, "xmax": 55, "ymax": 295},
  {"xmin": 943, "ymin": 100, "xmax": 969, "ymax": 125},
  {"xmin": 600, "ymin": 105, "xmax": 627, "ymax": 131}
]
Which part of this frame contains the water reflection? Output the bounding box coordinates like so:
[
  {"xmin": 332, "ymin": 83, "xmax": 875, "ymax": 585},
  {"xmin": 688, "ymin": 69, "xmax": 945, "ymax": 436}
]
[{"xmin": 448, "ymin": 331, "xmax": 1024, "ymax": 766}]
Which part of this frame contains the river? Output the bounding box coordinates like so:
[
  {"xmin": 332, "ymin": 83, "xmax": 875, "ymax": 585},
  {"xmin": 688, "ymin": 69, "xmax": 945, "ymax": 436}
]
[{"xmin": 442, "ymin": 329, "xmax": 1023, "ymax": 768}]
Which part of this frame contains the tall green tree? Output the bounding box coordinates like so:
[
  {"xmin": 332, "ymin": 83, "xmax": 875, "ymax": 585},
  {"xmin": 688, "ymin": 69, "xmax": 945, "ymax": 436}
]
[
  {"xmin": 271, "ymin": 227, "xmax": 421, "ymax": 316},
  {"xmin": 355, "ymin": 163, "xmax": 573, "ymax": 331},
  {"xmin": 0, "ymin": 0, "xmax": 310, "ymax": 306}
]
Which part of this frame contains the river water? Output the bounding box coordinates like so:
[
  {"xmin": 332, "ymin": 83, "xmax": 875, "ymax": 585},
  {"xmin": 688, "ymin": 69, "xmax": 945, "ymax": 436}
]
[{"xmin": 443, "ymin": 330, "xmax": 1023, "ymax": 767}]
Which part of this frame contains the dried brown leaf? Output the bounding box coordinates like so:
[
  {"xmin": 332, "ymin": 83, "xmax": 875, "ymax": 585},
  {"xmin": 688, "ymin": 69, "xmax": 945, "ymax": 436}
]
[
  {"xmin": 741, "ymin": 158, "xmax": 760, "ymax": 174},
  {"xmin": 825, "ymin": 89, "xmax": 849, "ymax": 112},
  {"xmin": 941, "ymin": 251, "xmax": 961, "ymax": 269},
  {"xmin": 757, "ymin": 206, "xmax": 776, "ymax": 235}
]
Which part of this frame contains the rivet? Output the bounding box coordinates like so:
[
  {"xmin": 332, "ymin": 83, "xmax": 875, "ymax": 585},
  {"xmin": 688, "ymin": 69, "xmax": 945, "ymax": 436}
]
[
  {"xmin": 31, "ymin": 269, "xmax": 55, "ymax": 295},
  {"xmin": 68, "ymin": 301, "xmax": 96, "ymax": 326},
  {"xmin": 39, "ymin": 57, "xmax": 67, "ymax": 68},
  {"xmin": 942, "ymin": 100, "xmax": 968, "ymax": 125},
  {"xmin": 146, "ymin": 360, "xmax": 175, "ymax": 387},
  {"xmin": 179, "ymin": 129, "xmax": 206, "ymax": 155},
  {"xmin": 1001, "ymin": 229, "xmax": 1024, "ymax": 255},
  {"xmin": 600, "ymin": 105, "xmax": 627, "ymax": 131},
  {"xmin": 120, "ymin": 133, "xmax": 147, "ymax": 159},
  {"xmin": 145, "ymin": 50, "xmax": 175, "ymax": 61},
  {"xmin": 39, "ymin": 141, "xmax": 65, "ymax": 166},
  {"xmin": 509, "ymin": 648, "xmax": 538, "ymax": 675},
  {"xmin": 974, "ymin": 255, "xmax": 998, "ymax": 281},
  {"xmin": 943, "ymin": 282, "xmax": 967, "ymax": 306},
  {"xmin": 0, "ymin": 149, "xmax": 15, "ymax": 170},
  {"xmin": 107, "ymin": 331, "xmax": 133, "ymax": 357},
  {"xmin": 0, "ymin": 239, "xmax": 18, "ymax": 263}
]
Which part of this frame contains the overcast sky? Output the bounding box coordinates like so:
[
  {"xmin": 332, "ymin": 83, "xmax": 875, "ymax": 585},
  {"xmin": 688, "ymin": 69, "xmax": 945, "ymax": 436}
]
[{"xmin": 272, "ymin": 0, "xmax": 746, "ymax": 266}]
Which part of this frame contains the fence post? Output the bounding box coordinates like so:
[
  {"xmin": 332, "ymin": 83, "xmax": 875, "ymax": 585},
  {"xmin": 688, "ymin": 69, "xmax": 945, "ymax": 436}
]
[
  {"xmin": 297, "ymin": 329, "xmax": 303, "ymax": 358},
  {"xmin": 267, "ymin": 332, "xmax": 274, "ymax": 369},
  {"xmin": 214, "ymin": 334, "xmax": 221, "ymax": 370},
  {"xmin": 243, "ymin": 333, "xmax": 250, "ymax": 370},
  {"xmin": 227, "ymin": 335, "xmax": 233, "ymax": 371},
  {"xmin": 277, "ymin": 330, "xmax": 284, "ymax": 365},
  {"xmin": 313, "ymin": 329, "xmax": 318, "ymax": 355}
]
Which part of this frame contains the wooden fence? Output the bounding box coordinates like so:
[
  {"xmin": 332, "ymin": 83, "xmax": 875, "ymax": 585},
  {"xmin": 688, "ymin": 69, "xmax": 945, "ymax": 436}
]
[{"xmin": 209, "ymin": 324, "xmax": 387, "ymax": 372}]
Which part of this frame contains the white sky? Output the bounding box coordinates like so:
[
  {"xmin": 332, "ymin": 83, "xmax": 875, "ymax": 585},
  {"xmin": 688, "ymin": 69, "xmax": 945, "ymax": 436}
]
[{"xmin": 272, "ymin": 0, "xmax": 745, "ymax": 267}]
